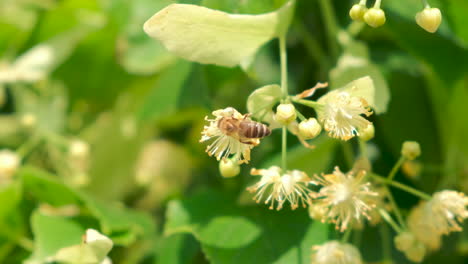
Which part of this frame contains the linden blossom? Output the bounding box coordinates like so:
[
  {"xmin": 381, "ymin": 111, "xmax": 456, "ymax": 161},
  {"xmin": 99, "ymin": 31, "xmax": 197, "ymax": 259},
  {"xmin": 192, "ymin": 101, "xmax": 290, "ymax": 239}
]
[
  {"xmin": 316, "ymin": 90, "xmax": 373, "ymax": 141},
  {"xmin": 247, "ymin": 166, "xmax": 315, "ymax": 210},
  {"xmin": 200, "ymin": 107, "xmax": 270, "ymax": 164},
  {"xmin": 312, "ymin": 167, "xmax": 379, "ymax": 232},
  {"xmin": 408, "ymin": 190, "xmax": 468, "ymax": 250},
  {"xmin": 311, "ymin": 241, "xmax": 364, "ymax": 264}
]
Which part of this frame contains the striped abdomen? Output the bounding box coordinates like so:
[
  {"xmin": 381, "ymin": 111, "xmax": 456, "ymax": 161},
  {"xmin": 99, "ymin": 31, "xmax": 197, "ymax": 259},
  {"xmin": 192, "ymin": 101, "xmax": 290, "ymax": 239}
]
[{"xmin": 239, "ymin": 121, "xmax": 271, "ymax": 139}]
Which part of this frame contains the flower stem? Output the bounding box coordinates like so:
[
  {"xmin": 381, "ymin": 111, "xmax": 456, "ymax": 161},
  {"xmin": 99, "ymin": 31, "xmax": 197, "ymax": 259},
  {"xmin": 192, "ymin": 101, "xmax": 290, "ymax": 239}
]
[
  {"xmin": 379, "ymin": 208, "xmax": 403, "ymax": 233},
  {"xmin": 422, "ymin": 0, "xmax": 430, "ymax": 8},
  {"xmin": 16, "ymin": 134, "xmax": 42, "ymax": 159},
  {"xmin": 279, "ymin": 36, "xmax": 289, "ymax": 171},
  {"xmin": 279, "ymin": 36, "xmax": 288, "ymax": 99},
  {"xmin": 374, "ymin": 0, "xmax": 382, "ymax": 8},
  {"xmin": 341, "ymin": 228, "xmax": 352, "ymax": 243},
  {"xmin": 380, "ymin": 224, "xmax": 392, "ymax": 262},
  {"xmin": 388, "ymin": 156, "xmax": 405, "ymax": 181},
  {"xmin": 291, "ymin": 98, "xmax": 323, "ymax": 109},
  {"xmin": 385, "ymin": 185, "xmax": 407, "ymax": 229},
  {"xmin": 358, "ymin": 139, "xmax": 367, "ymax": 158},
  {"xmin": 318, "ymin": 0, "xmax": 340, "ymax": 59},
  {"xmin": 282, "ymin": 126, "xmax": 287, "ymax": 171},
  {"xmin": 371, "ymin": 173, "xmax": 432, "ymax": 200}
]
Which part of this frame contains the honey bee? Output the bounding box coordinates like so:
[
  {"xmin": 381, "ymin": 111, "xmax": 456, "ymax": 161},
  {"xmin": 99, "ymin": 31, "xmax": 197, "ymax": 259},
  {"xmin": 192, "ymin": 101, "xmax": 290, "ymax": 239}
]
[{"xmin": 218, "ymin": 115, "xmax": 271, "ymax": 144}]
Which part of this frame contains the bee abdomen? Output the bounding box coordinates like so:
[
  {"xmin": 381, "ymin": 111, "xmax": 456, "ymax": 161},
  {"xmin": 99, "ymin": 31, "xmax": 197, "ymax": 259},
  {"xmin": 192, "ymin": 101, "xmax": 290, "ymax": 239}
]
[{"xmin": 241, "ymin": 122, "xmax": 271, "ymax": 138}]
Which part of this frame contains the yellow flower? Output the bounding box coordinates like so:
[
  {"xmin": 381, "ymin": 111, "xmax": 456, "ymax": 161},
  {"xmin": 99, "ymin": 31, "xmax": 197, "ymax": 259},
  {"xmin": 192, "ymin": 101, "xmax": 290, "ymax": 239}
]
[
  {"xmin": 200, "ymin": 107, "xmax": 259, "ymax": 164},
  {"xmin": 313, "ymin": 167, "xmax": 378, "ymax": 231},
  {"xmin": 247, "ymin": 166, "xmax": 315, "ymax": 210},
  {"xmin": 311, "ymin": 241, "xmax": 363, "ymax": 264},
  {"xmin": 0, "ymin": 149, "xmax": 20, "ymax": 183},
  {"xmin": 317, "ymin": 90, "xmax": 372, "ymax": 141},
  {"xmin": 408, "ymin": 190, "xmax": 468, "ymax": 250}
]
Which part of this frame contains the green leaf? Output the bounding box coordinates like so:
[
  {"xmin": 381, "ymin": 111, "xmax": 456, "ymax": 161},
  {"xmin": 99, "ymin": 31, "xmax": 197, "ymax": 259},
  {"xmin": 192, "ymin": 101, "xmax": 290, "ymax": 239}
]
[
  {"xmin": 0, "ymin": 181, "xmax": 22, "ymax": 220},
  {"xmin": 20, "ymin": 167, "xmax": 81, "ymax": 207},
  {"xmin": 164, "ymin": 190, "xmax": 328, "ymax": 264},
  {"xmin": 26, "ymin": 211, "xmax": 84, "ymax": 264},
  {"xmin": 262, "ymin": 136, "xmax": 337, "ymax": 175},
  {"xmin": 246, "ymin": 84, "xmax": 282, "ymax": 124},
  {"xmin": 143, "ymin": 1, "xmax": 295, "ymax": 67},
  {"xmin": 155, "ymin": 234, "xmax": 200, "ymax": 264},
  {"xmin": 52, "ymin": 229, "xmax": 113, "ymax": 264},
  {"xmin": 137, "ymin": 60, "xmax": 192, "ymax": 122},
  {"xmin": 82, "ymin": 194, "xmax": 157, "ymax": 245}
]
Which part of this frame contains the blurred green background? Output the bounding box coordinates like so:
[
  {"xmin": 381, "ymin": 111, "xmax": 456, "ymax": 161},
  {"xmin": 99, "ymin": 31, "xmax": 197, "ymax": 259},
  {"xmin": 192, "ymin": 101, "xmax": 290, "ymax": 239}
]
[{"xmin": 0, "ymin": 0, "xmax": 467, "ymax": 263}]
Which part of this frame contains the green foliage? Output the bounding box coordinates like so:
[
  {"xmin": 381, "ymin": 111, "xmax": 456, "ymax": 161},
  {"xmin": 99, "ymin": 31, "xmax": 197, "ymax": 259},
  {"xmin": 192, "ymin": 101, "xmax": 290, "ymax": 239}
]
[
  {"xmin": 164, "ymin": 190, "xmax": 328, "ymax": 264},
  {"xmin": 1, "ymin": 0, "xmax": 468, "ymax": 263}
]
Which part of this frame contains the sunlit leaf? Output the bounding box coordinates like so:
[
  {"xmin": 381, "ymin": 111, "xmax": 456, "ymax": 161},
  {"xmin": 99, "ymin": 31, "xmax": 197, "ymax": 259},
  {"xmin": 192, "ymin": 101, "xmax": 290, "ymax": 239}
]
[
  {"xmin": 143, "ymin": 1, "xmax": 295, "ymax": 67},
  {"xmin": 26, "ymin": 211, "xmax": 84, "ymax": 264}
]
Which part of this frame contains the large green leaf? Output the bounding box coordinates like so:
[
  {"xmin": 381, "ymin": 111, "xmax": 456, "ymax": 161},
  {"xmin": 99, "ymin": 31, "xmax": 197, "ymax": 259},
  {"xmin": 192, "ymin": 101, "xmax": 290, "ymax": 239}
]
[
  {"xmin": 83, "ymin": 194, "xmax": 157, "ymax": 245},
  {"xmin": 20, "ymin": 167, "xmax": 81, "ymax": 207},
  {"xmin": 0, "ymin": 181, "xmax": 22, "ymax": 220},
  {"xmin": 164, "ymin": 190, "xmax": 328, "ymax": 264},
  {"xmin": 143, "ymin": 1, "xmax": 295, "ymax": 67},
  {"xmin": 26, "ymin": 211, "xmax": 84, "ymax": 264},
  {"xmin": 155, "ymin": 234, "xmax": 200, "ymax": 264}
]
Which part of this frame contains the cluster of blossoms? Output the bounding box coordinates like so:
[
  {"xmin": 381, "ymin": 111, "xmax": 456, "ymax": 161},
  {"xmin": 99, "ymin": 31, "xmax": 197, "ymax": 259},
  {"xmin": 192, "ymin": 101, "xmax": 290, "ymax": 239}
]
[
  {"xmin": 200, "ymin": 91, "xmax": 468, "ymax": 263},
  {"xmin": 349, "ymin": 0, "xmax": 442, "ymax": 33}
]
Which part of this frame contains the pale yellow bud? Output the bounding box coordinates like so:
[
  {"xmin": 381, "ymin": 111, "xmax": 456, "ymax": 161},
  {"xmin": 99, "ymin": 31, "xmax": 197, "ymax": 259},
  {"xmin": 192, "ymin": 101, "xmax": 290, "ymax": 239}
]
[
  {"xmin": 401, "ymin": 141, "xmax": 421, "ymax": 160},
  {"xmin": 0, "ymin": 149, "xmax": 20, "ymax": 181},
  {"xmin": 275, "ymin": 103, "xmax": 296, "ymax": 125},
  {"xmin": 20, "ymin": 113, "xmax": 37, "ymax": 128},
  {"xmin": 219, "ymin": 159, "xmax": 240, "ymax": 178},
  {"xmin": 298, "ymin": 118, "xmax": 321, "ymax": 139},
  {"xmin": 349, "ymin": 4, "xmax": 368, "ymax": 21},
  {"xmin": 68, "ymin": 140, "xmax": 89, "ymax": 159},
  {"xmin": 364, "ymin": 8, "xmax": 386, "ymax": 28},
  {"xmin": 359, "ymin": 123, "xmax": 374, "ymax": 141},
  {"xmin": 416, "ymin": 8, "xmax": 442, "ymax": 33},
  {"xmin": 395, "ymin": 232, "xmax": 427, "ymax": 262},
  {"xmin": 406, "ymin": 242, "xmax": 426, "ymax": 263},
  {"xmin": 402, "ymin": 160, "xmax": 422, "ymax": 180},
  {"xmin": 394, "ymin": 232, "xmax": 415, "ymax": 251}
]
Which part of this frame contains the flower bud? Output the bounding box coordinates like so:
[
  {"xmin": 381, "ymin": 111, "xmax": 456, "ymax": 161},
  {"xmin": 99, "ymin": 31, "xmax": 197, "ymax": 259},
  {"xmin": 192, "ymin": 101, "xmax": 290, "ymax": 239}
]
[
  {"xmin": 0, "ymin": 149, "xmax": 20, "ymax": 181},
  {"xmin": 401, "ymin": 141, "xmax": 421, "ymax": 160},
  {"xmin": 275, "ymin": 103, "xmax": 297, "ymax": 125},
  {"xmin": 219, "ymin": 159, "xmax": 240, "ymax": 178},
  {"xmin": 406, "ymin": 242, "xmax": 426, "ymax": 262},
  {"xmin": 364, "ymin": 8, "xmax": 386, "ymax": 28},
  {"xmin": 349, "ymin": 4, "xmax": 368, "ymax": 21},
  {"xmin": 402, "ymin": 160, "xmax": 422, "ymax": 180},
  {"xmin": 395, "ymin": 232, "xmax": 416, "ymax": 251},
  {"xmin": 394, "ymin": 232, "xmax": 427, "ymax": 262},
  {"xmin": 20, "ymin": 113, "xmax": 37, "ymax": 128},
  {"xmin": 68, "ymin": 140, "xmax": 89, "ymax": 159},
  {"xmin": 359, "ymin": 123, "xmax": 374, "ymax": 141},
  {"xmin": 298, "ymin": 118, "xmax": 321, "ymax": 139},
  {"xmin": 416, "ymin": 8, "xmax": 442, "ymax": 33}
]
